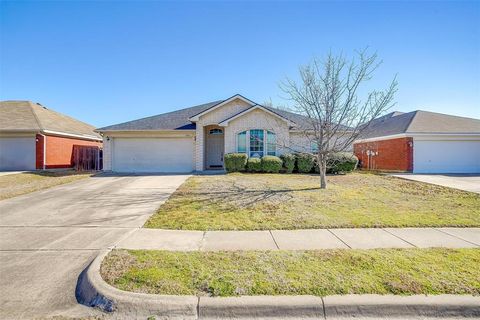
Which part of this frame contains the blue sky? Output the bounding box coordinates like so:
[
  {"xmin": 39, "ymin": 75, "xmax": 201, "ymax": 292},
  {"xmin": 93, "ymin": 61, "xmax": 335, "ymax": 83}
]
[{"xmin": 1, "ymin": 1, "xmax": 479, "ymax": 127}]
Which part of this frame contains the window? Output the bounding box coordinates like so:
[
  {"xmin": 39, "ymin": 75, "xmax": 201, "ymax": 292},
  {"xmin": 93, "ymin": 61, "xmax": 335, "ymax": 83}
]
[
  {"xmin": 311, "ymin": 141, "xmax": 318, "ymax": 153},
  {"xmin": 209, "ymin": 128, "xmax": 223, "ymax": 135},
  {"xmin": 236, "ymin": 129, "xmax": 276, "ymax": 157},
  {"xmin": 267, "ymin": 131, "xmax": 276, "ymax": 156},
  {"xmin": 237, "ymin": 131, "xmax": 246, "ymax": 153},
  {"xmin": 249, "ymin": 129, "xmax": 264, "ymax": 157}
]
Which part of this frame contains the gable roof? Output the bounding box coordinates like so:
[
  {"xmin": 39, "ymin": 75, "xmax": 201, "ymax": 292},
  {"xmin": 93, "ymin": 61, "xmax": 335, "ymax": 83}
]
[
  {"xmin": 96, "ymin": 96, "xmax": 318, "ymax": 132},
  {"xmin": 0, "ymin": 100, "xmax": 101, "ymax": 140},
  {"xmin": 218, "ymin": 104, "xmax": 295, "ymax": 126},
  {"xmin": 361, "ymin": 110, "xmax": 480, "ymax": 139},
  {"xmin": 188, "ymin": 94, "xmax": 256, "ymax": 121}
]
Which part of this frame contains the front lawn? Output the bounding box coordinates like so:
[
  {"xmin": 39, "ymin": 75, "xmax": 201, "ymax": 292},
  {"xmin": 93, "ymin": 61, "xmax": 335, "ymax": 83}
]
[
  {"xmin": 144, "ymin": 173, "xmax": 480, "ymax": 230},
  {"xmin": 0, "ymin": 171, "xmax": 93, "ymax": 200},
  {"xmin": 102, "ymin": 248, "xmax": 480, "ymax": 296}
]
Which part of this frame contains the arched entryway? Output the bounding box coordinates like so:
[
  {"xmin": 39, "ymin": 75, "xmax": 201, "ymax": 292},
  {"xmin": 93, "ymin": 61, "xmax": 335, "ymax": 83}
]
[{"xmin": 204, "ymin": 125, "xmax": 225, "ymax": 170}]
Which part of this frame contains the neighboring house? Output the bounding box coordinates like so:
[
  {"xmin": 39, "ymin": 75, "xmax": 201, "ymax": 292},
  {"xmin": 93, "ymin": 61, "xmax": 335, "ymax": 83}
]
[
  {"xmin": 354, "ymin": 110, "xmax": 480, "ymax": 173},
  {"xmin": 96, "ymin": 94, "xmax": 328, "ymax": 173},
  {"xmin": 0, "ymin": 101, "xmax": 102, "ymax": 170}
]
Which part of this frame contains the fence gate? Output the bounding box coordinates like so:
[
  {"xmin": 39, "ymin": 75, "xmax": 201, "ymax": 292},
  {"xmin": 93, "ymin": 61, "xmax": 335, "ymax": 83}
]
[{"xmin": 72, "ymin": 145, "xmax": 102, "ymax": 171}]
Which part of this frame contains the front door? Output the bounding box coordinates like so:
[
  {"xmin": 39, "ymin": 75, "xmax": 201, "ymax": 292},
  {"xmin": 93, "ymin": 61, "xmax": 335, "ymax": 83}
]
[{"xmin": 205, "ymin": 127, "xmax": 224, "ymax": 169}]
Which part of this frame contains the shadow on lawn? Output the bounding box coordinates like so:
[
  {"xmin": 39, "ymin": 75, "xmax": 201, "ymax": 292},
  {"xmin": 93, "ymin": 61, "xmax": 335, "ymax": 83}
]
[{"xmin": 185, "ymin": 185, "xmax": 321, "ymax": 208}]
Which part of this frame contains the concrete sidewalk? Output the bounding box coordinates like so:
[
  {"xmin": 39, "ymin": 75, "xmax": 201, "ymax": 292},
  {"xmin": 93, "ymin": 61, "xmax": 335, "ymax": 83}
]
[{"xmin": 117, "ymin": 227, "xmax": 480, "ymax": 251}]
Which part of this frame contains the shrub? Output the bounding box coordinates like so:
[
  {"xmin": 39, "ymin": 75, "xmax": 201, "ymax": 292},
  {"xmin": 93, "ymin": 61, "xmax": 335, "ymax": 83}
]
[
  {"xmin": 280, "ymin": 153, "xmax": 296, "ymax": 173},
  {"xmin": 296, "ymin": 153, "xmax": 314, "ymax": 173},
  {"xmin": 224, "ymin": 153, "xmax": 248, "ymax": 172},
  {"xmin": 326, "ymin": 152, "xmax": 358, "ymax": 174},
  {"xmin": 247, "ymin": 157, "xmax": 262, "ymax": 172},
  {"xmin": 261, "ymin": 156, "xmax": 283, "ymax": 173}
]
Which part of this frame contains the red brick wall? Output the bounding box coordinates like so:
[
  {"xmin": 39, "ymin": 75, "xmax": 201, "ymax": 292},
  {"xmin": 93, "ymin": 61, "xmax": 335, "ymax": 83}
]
[
  {"xmin": 35, "ymin": 134, "xmax": 45, "ymax": 169},
  {"xmin": 354, "ymin": 137, "xmax": 413, "ymax": 172},
  {"xmin": 44, "ymin": 135, "xmax": 102, "ymax": 169}
]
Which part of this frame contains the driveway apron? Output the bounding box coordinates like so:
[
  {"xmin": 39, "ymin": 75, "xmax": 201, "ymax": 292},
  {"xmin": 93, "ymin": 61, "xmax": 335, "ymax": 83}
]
[{"xmin": 0, "ymin": 174, "xmax": 189, "ymax": 319}]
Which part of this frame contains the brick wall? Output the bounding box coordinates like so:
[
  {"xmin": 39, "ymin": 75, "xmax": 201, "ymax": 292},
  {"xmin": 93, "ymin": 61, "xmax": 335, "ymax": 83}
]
[
  {"xmin": 43, "ymin": 135, "xmax": 102, "ymax": 169},
  {"xmin": 354, "ymin": 137, "xmax": 413, "ymax": 171},
  {"xmin": 35, "ymin": 134, "xmax": 45, "ymax": 169}
]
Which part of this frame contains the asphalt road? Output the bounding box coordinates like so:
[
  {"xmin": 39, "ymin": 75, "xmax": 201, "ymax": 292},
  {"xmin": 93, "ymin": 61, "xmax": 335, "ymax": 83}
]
[{"xmin": 0, "ymin": 174, "xmax": 190, "ymax": 319}]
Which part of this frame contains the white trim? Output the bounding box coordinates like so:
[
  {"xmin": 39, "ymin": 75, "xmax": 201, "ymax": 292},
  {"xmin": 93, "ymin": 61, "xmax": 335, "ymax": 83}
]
[
  {"xmin": 354, "ymin": 133, "xmax": 408, "ymax": 143},
  {"xmin": 42, "ymin": 130, "xmax": 102, "ymax": 141},
  {"xmin": 219, "ymin": 105, "xmax": 295, "ymax": 126},
  {"xmin": 354, "ymin": 132, "xmax": 480, "ymax": 144},
  {"xmin": 188, "ymin": 94, "xmax": 256, "ymax": 121}
]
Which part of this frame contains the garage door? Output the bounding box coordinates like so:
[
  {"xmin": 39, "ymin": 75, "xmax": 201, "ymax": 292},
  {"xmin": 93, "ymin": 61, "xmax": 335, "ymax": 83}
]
[
  {"xmin": 0, "ymin": 137, "xmax": 36, "ymax": 171},
  {"xmin": 414, "ymin": 140, "xmax": 480, "ymax": 173},
  {"xmin": 112, "ymin": 137, "xmax": 194, "ymax": 172}
]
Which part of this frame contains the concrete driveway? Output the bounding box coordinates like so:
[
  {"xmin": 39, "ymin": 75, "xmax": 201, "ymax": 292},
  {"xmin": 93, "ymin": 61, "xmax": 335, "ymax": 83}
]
[
  {"xmin": 391, "ymin": 174, "xmax": 480, "ymax": 194},
  {"xmin": 0, "ymin": 174, "xmax": 190, "ymax": 319}
]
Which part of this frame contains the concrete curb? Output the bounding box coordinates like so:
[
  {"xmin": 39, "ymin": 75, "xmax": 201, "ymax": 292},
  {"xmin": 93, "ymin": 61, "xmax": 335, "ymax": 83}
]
[
  {"xmin": 76, "ymin": 251, "xmax": 480, "ymax": 319},
  {"xmin": 75, "ymin": 250, "xmax": 198, "ymax": 319}
]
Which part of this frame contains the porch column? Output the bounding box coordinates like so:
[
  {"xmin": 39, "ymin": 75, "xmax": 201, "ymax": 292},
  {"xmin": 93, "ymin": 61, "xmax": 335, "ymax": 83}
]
[{"xmin": 195, "ymin": 125, "xmax": 204, "ymax": 171}]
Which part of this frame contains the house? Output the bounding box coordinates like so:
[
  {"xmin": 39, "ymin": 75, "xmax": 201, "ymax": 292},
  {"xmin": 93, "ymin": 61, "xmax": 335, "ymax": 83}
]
[
  {"xmin": 354, "ymin": 110, "xmax": 480, "ymax": 173},
  {"xmin": 0, "ymin": 101, "xmax": 102, "ymax": 171},
  {"xmin": 96, "ymin": 94, "xmax": 326, "ymax": 173}
]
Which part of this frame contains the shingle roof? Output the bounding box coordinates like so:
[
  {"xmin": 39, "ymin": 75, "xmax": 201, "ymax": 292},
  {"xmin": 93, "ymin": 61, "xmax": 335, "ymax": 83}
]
[
  {"xmin": 361, "ymin": 110, "xmax": 480, "ymax": 139},
  {"xmin": 96, "ymin": 99, "xmax": 318, "ymax": 132},
  {"xmin": 0, "ymin": 100, "xmax": 101, "ymax": 139},
  {"xmin": 96, "ymin": 101, "xmax": 222, "ymax": 131}
]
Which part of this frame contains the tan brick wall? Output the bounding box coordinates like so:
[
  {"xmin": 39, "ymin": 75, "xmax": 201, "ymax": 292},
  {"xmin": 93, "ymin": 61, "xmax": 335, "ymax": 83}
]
[
  {"xmin": 225, "ymin": 109, "xmax": 290, "ymax": 155},
  {"xmin": 103, "ymin": 137, "xmax": 112, "ymax": 170},
  {"xmin": 195, "ymin": 99, "xmax": 251, "ymax": 170}
]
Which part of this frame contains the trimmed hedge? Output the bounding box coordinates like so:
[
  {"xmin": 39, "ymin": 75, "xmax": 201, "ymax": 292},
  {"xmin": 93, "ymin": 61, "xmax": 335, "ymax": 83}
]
[
  {"xmin": 224, "ymin": 153, "xmax": 248, "ymax": 172},
  {"xmin": 280, "ymin": 153, "xmax": 296, "ymax": 173},
  {"xmin": 327, "ymin": 152, "xmax": 358, "ymax": 173},
  {"xmin": 247, "ymin": 157, "xmax": 262, "ymax": 172},
  {"xmin": 261, "ymin": 156, "xmax": 283, "ymax": 173},
  {"xmin": 296, "ymin": 153, "xmax": 315, "ymax": 173}
]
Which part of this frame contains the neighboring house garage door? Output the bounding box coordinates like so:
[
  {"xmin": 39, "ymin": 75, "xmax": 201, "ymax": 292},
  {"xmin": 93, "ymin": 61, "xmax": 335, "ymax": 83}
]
[
  {"xmin": 0, "ymin": 137, "xmax": 36, "ymax": 171},
  {"xmin": 413, "ymin": 140, "xmax": 480, "ymax": 173},
  {"xmin": 112, "ymin": 137, "xmax": 194, "ymax": 173}
]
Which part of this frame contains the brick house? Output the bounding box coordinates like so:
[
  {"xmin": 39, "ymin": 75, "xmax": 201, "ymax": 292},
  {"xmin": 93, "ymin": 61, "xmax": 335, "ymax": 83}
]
[
  {"xmin": 354, "ymin": 111, "xmax": 480, "ymax": 173},
  {"xmin": 96, "ymin": 94, "xmax": 348, "ymax": 173},
  {"xmin": 0, "ymin": 101, "xmax": 102, "ymax": 170}
]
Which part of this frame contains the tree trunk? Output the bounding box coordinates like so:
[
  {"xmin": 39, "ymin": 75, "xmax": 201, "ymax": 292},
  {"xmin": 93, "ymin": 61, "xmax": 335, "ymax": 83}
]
[{"xmin": 319, "ymin": 156, "xmax": 327, "ymax": 189}]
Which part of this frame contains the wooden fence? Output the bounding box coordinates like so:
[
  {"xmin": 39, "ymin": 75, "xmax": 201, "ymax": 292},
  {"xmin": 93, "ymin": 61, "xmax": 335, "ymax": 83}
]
[{"xmin": 72, "ymin": 145, "xmax": 102, "ymax": 171}]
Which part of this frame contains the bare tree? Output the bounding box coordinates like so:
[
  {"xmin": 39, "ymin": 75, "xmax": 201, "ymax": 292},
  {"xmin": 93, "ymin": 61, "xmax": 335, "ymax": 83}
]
[{"xmin": 280, "ymin": 49, "xmax": 398, "ymax": 189}]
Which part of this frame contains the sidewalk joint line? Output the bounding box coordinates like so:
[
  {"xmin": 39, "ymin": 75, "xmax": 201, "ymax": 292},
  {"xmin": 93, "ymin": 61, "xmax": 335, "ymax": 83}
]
[
  {"xmin": 382, "ymin": 228, "xmax": 417, "ymax": 248},
  {"xmin": 433, "ymin": 228, "xmax": 480, "ymax": 247},
  {"xmin": 327, "ymin": 229, "xmax": 351, "ymax": 249},
  {"xmin": 198, "ymin": 231, "xmax": 206, "ymax": 251},
  {"xmin": 196, "ymin": 296, "xmax": 200, "ymax": 319},
  {"xmin": 321, "ymin": 296, "xmax": 327, "ymax": 320},
  {"xmin": 269, "ymin": 230, "xmax": 280, "ymax": 249}
]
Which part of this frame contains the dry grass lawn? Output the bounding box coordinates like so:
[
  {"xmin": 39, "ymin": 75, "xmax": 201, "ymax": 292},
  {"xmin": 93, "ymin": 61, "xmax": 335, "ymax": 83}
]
[
  {"xmin": 0, "ymin": 171, "xmax": 93, "ymax": 200},
  {"xmin": 145, "ymin": 172, "xmax": 480, "ymax": 230},
  {"xmin": 102, "ymin": 248, "xmax": 480, "ymax": 296}
]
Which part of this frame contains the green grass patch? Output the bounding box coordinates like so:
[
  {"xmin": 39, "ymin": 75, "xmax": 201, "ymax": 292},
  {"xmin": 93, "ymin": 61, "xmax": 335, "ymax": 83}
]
[
  {"xmin": 0, "ymin": 171, "xmax": 93, "ymax": 200},
  {"xmin": 144, "ymin": 173, "xmax": 480, "ymax": 230},
  {"xmin": 102, "ymin": 248, "xmax": 480, "ymax": 296}
]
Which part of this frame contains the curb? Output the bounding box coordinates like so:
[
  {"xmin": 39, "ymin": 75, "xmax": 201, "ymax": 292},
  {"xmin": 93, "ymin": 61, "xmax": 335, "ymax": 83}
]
[{"xmin": 76, "ymin": 250, "xmax": 480, "ymax": 319}]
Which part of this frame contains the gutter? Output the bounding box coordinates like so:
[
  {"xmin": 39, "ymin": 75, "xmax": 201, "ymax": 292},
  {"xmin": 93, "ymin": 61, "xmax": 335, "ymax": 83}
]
[{"xmin": 42, "ymin": 129, "xmax": 102, "ymax": 142}]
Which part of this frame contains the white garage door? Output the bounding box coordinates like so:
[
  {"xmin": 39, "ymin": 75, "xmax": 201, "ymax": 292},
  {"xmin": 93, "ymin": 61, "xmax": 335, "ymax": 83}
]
[
  {"xmin": 112, "ymin": 137, "xmax": 194, "ymax": 173},
  {"xmin": 414, "ymin": 140, "xmax": 480, "ymax": 173},
  {"xmin": 0, "ymin": 137, "xmax": 36, "ymax": 171}
]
